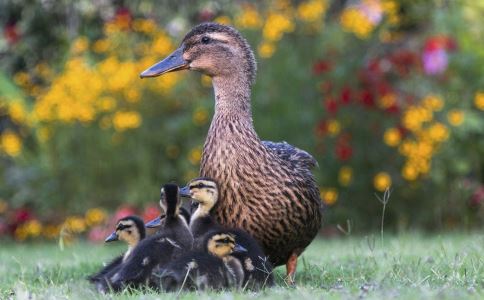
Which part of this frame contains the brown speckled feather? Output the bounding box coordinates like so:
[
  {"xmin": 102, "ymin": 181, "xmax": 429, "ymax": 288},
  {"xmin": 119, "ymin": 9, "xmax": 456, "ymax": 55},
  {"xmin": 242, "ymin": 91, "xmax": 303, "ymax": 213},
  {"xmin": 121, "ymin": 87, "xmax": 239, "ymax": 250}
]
[{"xmin": 201, "ymin": 111, "xmax": 322, "ymax": 266}]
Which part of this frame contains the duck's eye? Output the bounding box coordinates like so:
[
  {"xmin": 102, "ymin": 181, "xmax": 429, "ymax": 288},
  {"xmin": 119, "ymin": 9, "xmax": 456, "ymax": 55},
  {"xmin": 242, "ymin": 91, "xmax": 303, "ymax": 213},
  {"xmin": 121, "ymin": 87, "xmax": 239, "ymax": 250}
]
[
  {"xmin": 127, "ymin": 230, "xmax": 132, "ymax": 234},
  {"xmin": 201, "ymin": 36, "xmax": 211, "ymax": 44}
]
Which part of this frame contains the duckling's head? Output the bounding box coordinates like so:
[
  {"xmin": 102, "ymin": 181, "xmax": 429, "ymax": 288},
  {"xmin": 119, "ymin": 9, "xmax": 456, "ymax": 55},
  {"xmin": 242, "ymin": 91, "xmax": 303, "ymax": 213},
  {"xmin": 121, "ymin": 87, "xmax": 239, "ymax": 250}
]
[
  {"xmin": 105, "ymin": 215, "xmax": 146, "ymax": 247},
  {"xmin": 140, "ymin": 23, "xmax": 256, "ymax": 85},
  {"xmin": 160, "ymin": 183, "xmax": 182, "ymax": 218},
  {"xmin": 205, "ymin": 231, "xmax": 248, "ymax": 258},
  {"xmin": 182, "ymin": 177, "xmax": 218, "ymax": 209}
]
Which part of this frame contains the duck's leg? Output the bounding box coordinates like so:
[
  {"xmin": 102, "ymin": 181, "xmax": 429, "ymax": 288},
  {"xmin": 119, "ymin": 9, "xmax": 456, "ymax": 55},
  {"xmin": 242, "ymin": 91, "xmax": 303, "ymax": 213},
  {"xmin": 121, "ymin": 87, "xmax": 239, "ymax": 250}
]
[{"xmin": 285, "ymin": 252, "xmax": 298, "ymax": 285}]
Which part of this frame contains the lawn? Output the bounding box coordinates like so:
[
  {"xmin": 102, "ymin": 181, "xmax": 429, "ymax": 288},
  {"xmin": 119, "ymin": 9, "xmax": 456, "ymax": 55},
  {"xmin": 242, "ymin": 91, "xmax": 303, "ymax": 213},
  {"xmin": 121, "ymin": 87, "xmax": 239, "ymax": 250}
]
[{"xmin": 1, "ymin": 233, "xmax": 482, "ymax": 299}]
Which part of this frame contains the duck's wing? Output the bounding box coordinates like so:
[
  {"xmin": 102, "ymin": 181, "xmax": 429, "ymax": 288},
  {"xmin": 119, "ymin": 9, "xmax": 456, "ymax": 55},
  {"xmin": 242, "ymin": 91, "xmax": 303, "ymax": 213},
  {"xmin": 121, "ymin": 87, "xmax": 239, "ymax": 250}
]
[
  {"xmin": 262, "ymin": 141, "xmax": 318, "ymax": 170},
  {"xmin": 87, "ymin": 255, "xmax": 124, "ymax": 283}
]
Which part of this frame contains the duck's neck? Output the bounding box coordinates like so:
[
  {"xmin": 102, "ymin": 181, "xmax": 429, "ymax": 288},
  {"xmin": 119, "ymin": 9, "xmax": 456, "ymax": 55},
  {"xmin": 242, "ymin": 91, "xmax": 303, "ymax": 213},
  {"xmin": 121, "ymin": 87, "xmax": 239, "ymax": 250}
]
[
  {"xmin": 212, "ymin": 75, "xmax": 253, "ymax": 121},
  {"xmin": 190, "ymin": 203, "xmax": 212, "ymax": 224}
]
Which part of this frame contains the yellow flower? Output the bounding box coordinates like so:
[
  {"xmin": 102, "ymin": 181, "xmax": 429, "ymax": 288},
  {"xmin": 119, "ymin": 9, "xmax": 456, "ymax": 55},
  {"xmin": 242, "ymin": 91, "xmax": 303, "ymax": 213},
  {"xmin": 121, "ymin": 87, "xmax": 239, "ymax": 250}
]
[
  {"xmin": 327, "ymin": 119, "xmax": 341, "ymax": 136},
  {"xmin": 132, "ymin": 19, "xmax": 157, "ymax": 34},
  {"xmin": 43, "ymin": 224, "xmax": 60, "ymax": 239},
  {"xmin": 320, "ymin": 187, "xmax": 338, "ymax": 205},
  {"xmin": 72, "ymin": 37, "xmax": 89, "ymax": 54},
  {"xmin": 214, "ymin": 16, "xmax": 232, "ymax": 25},
  {"xmin": 447, "ymin": 109, "xmax": 464, "ymax": 126},
  {"xmin": 427, "ymin": 122, "xmax": 449, "ymax": 142},
  {"xmin": 113, "ymin": 111, "xmax": 142, "ymax": 131},
  {"xmin": 125, "ymin": 89, "xmax": 141, "ymax": 103},
  {"xmin": 25, "ymin": 220, "xmax": 42, "ymax": 237},
  {"xmin": 263, "ymin": 12, "xmax": 294, "ymax": 42},
  {"xmin": 373, "ymin": 172, "xmax": 391, "ymax": 192},
  {"xmin": 98, "ymin": 96, "xmax": 117, "ymax": 112},
  {"xmin": 235, "ymin": 5, "xmax": 262, "ymax": 29},
  {"xmin": 13, "ymin": 72, "xmax": 30, "ymax": 87},
  {"xmin": 92, "ymin": 39, "xmax": 110, "ymax": 53},
  {"xmin": 258, "ymin": 42, "xmax": 276, "ymax": 58},
  {"xmin": 378, "ymin": 93, "xmax": 396, "ymax": 109},
  {"xmin": 188, "ymin": 147, "xmax": 202, "ymax": 165},
  {"xmin": 8, "ymin": 102, "xmax": 27, "ymax": 124},
  {"xmin": 383, "ymin": 128, "xmax": 401, "ymax": 147},
  {"xmin": 0, "ymin": 131, "xmax": 22, "ymax": 157},
  {"xmin": 297, "ymin": 0, "xmax": 327, "ymax": 22},
  {"xmin": 474, "ymin": 92, "xmax": 484, "ymax": 110},
  {"xmin": 338, "ymin": 166, "xmax": 353, "ymax": 186},
  {"xmin": 64, "ymin": 216, "xmax": 86, "ymax": 233},
  {"xmin": 193, "ymin": 107, "xmax": 209, "ymax": 126},
  {"xmin": 340, "ymin": 8, "xmax": 374, "ymax": 39},
  {"xmin": 401, "ymin": 162, "xmax": 419, "ymax": 181},
  {"xmin": 85, "ymin": 208, "xmax": 107, "ymax": 226},
  {"xmin": 422, "ymin": 95, "xmax": 444, "ymax": 111}
]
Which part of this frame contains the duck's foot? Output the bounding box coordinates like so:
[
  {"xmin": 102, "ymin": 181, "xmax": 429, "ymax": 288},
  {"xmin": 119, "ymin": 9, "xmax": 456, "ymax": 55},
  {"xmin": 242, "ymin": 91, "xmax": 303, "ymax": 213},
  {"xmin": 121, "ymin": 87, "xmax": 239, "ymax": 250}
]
[{"xmin": 284, "ymin": 252, "xmax": 298, "ymax": 286}]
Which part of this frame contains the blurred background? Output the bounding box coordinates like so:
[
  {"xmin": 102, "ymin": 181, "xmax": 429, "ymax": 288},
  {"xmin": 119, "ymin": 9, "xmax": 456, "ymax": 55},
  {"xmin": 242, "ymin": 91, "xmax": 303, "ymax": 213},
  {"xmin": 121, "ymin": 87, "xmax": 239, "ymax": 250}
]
[{"xmin": 0, "ymin": 0, "xmax": 482, "ymax": 243}]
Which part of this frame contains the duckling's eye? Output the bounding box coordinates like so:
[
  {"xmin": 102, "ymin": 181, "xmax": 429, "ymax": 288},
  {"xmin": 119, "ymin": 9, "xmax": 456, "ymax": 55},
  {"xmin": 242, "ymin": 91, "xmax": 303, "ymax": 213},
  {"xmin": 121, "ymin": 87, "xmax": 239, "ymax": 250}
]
[
  {"xmin": 201, "ymin": 36, "xmax": 211, "ymax": 44},
  {"xmin": 126, "ymin": 230, "xmax": 132, "ymax": 234}
]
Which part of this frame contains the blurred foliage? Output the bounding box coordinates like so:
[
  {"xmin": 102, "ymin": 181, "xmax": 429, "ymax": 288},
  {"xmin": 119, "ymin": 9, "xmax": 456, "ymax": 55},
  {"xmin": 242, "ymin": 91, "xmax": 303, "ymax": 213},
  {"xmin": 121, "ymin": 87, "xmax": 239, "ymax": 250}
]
[{"xmin": 0, "ymin": 0, "xmax": 483, "ymax": 236}]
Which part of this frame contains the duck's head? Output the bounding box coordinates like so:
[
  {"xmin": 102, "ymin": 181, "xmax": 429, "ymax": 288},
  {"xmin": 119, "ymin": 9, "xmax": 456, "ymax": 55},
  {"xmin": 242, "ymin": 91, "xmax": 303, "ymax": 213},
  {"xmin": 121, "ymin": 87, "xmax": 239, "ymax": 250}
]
[
  {"xmin": 205, "ymin": 231, "xmax": 248, "ymax": 258},
  {"xmin": 140, "ymin": 23, "xmax": 256, "ymax": 84},
  {"xmin": 181, "ymin": 177, "xmax": 218, "ymax": 210},
  {"xmin": 105, "ymin": 215, "xmax": 146, "ymax": 246}
]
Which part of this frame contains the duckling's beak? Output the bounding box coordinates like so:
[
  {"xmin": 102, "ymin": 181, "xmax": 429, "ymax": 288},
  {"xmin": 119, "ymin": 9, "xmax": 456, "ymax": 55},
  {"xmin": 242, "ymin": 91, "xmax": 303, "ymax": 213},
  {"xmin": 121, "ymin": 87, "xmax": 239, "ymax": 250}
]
[
  {"xmin": 233, "ymin": 243, "xmax": 248, "ymax": 254},
  {"xmin": 179, "ymin": 186, "xmax": 191, "ymax": 198},
  {"xmin": 145, "ymin": 216, "xmax": 162, "ymax": 228},
  {"xmin": 140, "ymin": 47, "xmax": 189, "ymax": 78},
  {"xmin": 104, "ymin": 232, "xmax": 119, "ymax": 243}
]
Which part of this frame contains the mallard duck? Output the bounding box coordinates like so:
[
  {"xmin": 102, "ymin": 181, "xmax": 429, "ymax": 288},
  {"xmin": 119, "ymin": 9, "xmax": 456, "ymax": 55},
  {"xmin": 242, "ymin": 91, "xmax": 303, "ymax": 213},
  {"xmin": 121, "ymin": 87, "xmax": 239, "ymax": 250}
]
[
  {"xmin": 158, "ymin": 230, "xmax": 246, "ymax": 291},
  {"xmin": 100, "ymin": 184, "xmax": 193, "ymax": 292},
  {"xmin": 140, "ymin": 23, "xmax": 322, "ymax": 282},
  {"xmin": 183, "ymin": 177, "xmax": 274, "ymax": 289},
  {"xmin": 87, "ymin": 215, "xmax": 146, "ymax": 284}
]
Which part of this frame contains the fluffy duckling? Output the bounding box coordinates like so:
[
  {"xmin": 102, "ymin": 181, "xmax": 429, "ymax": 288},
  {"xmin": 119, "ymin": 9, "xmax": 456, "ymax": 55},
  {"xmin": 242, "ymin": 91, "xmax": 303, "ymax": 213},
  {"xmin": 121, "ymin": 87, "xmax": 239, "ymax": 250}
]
[
  {"xmin": 159, "ymin": 230, "xmax": 246, "ymax": 291},
  {"xmin": 88, "ymin": 215, "xmax": 146, "ymax": 283},
  {"xmin": 144, "ymin": 185, "xmax": 192, "ymax": 235},
  {"xmin": 99, "ymin": 184, "xmax": 193, "ymax": 292},
  {"xmin": 184, "ymin": 177, "xmax": 274, "ymax": 289}
]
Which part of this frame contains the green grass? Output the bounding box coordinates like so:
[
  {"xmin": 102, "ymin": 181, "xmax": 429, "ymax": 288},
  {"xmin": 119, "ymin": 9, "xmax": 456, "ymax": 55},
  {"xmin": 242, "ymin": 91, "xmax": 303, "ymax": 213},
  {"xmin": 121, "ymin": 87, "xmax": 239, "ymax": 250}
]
[{"xmin": 1, "ymin": 233, "xmax": 483, "ymax": 299}]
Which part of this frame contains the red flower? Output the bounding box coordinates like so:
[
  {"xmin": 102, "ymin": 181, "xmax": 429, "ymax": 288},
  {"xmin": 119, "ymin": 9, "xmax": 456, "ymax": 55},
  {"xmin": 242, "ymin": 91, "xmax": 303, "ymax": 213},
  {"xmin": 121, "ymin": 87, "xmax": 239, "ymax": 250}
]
[
  {"xmin": 4, "ymin": 23, "xmax": 20, "ymax": 44},
  {"xmin": 324, "ymin": 97, "xmax": 338, "ymax": 115},
  {"xmin": 114, "ymin": 205, "xmax": 137, "ymax": 220},
  {"xmin": 313, "ymin": 60, "xmax": 332, "ymax": 75},
  {"xmin": 114, "ymin": 7, "xmax": 132, "ymax": 30},
  {"xmin": 359, "ymin": 90, "xmax": 374, "ymax": 107},
  {"xmin": 340, "ymin": 86, "xmax": 351, "ymax": 104},
  {"xmin": 142, "ymin": 204, "xmax": 161, "ymax": 222},
  {"xmin": 315, "ymin": 120, "xmax": 328, "ymax": 137},
  {"xmin": 335, "ymin": 135, "xmax": 352, "ymax": 161}
]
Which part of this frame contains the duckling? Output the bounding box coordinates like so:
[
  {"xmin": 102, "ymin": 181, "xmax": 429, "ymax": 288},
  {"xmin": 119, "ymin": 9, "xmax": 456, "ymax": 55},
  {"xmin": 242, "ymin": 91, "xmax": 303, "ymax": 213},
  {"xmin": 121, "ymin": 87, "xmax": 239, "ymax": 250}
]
[
  {"xmin": 184, "ymin": 177, "xmax": 274, "ymax": 289},
  {"xmin": 140, "ymin": 22, "xmax": 323, "ymax": 283},
  {"xmin": 99, "ymin": 184, "xmax": 193, "ymax": 292},
  {"xmin": 144, "ymin": 185, "xmax": 192, "ymax": 234},
  {"xmin": 87, "ymin": 215, "xmax": 146, "ymax": 283},
  {"xmin": 158, "ymin": 230, "xmax": 246, "ymax": 291}
]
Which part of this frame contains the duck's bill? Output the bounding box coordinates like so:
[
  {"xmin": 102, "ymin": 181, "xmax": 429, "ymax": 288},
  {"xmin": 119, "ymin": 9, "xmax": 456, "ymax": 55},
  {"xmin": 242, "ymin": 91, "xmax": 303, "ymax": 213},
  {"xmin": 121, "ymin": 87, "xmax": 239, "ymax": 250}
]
[
  {"xmin": 140, "ymin": 47, "xmax": 189, "ymax": 78},
  {"xmin": 179, "ymin": 186, "xmax": 191, "ymax": 198},
  {"xmin": 145, "ymin": 216, "xmax": 163, "ymax": 228},
  {"xmin": 233, "ymin": 243, "xmax": 248, "ymax": 254},
  {"xmin": 104, "ymin": 231, "xmax": 119, "ymax": 243}
]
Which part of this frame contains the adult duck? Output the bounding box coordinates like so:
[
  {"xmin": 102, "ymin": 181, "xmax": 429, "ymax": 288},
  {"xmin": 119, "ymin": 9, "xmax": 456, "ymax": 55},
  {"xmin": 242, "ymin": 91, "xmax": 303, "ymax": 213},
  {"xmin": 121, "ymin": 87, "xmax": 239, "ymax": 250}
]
[{"xmin": 140, "ymin": 23, "xmax": 322, "ymax": 282}]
